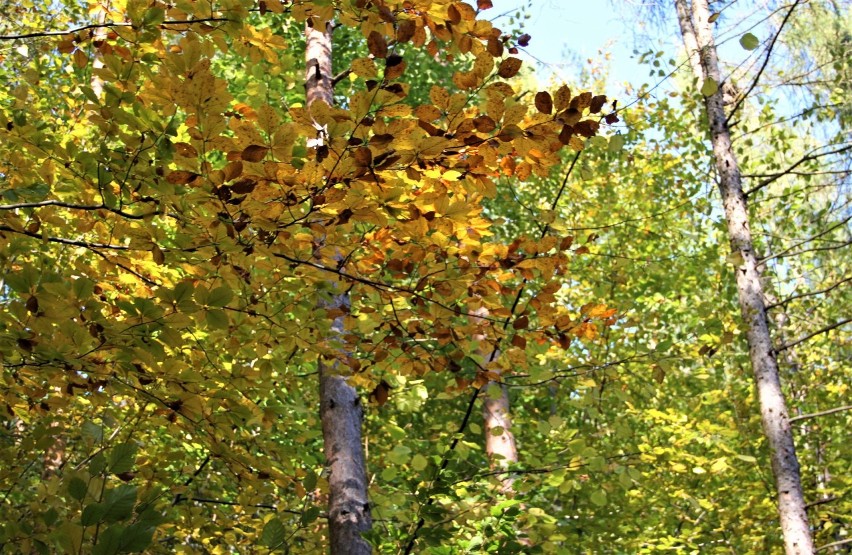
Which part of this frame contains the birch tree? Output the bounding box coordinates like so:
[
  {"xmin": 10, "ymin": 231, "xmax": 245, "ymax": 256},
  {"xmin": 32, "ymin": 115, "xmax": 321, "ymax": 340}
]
[{"xmin": 673, "ymin": 1, "xmax": 815, "ymax": 552}]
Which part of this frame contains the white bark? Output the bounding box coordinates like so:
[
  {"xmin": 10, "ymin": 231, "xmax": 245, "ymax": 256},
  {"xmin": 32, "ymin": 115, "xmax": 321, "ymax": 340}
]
[
  {"xmin": 306, "ymin": 21, "xmax": 372, "ymax": 554},
  {"xmin": 674, "ymin": 1, "xmax": 815, "ymax": 553}
]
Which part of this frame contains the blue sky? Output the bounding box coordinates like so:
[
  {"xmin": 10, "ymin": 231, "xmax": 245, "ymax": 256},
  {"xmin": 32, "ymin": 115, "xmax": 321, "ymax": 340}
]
[{"xmin": 505, "ymin": 0, "xmax": 658, "ymax": 89}]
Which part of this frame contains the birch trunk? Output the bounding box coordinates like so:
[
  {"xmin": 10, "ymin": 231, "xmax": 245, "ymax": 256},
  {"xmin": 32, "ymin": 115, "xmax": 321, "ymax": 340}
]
[
  {"xmin": 305, "ymin": 20, "xmax": 372, "ymax": 555},
  {"xmin": 674, "ymin": 1, "xmax": 814, "ymax": 553}
]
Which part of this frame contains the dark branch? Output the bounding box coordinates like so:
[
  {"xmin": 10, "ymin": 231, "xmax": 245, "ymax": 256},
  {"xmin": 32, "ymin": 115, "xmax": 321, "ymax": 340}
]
[{"xmin": 0, "ymin": 199, "xmax": 156, "ymax": 220}]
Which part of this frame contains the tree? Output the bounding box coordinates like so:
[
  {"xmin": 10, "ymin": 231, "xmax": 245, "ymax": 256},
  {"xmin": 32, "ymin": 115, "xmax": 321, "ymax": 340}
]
[{"xmin": 0, "ymin": 0, "xmax": 610, "ymax": 551}]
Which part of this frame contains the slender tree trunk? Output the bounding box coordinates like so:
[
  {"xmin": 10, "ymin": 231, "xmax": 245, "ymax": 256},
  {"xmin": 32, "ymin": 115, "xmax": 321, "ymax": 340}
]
[
  {"xmin": 473, "ymin": 309, "xmax": 517, "ymax": 492},
  {"xmin": 674, "ymin": 2, "xmax": 814, "ymax": 553},
  {"xmin": 305, "ymin": 20, "xmax": 372, "ymax": 554}
]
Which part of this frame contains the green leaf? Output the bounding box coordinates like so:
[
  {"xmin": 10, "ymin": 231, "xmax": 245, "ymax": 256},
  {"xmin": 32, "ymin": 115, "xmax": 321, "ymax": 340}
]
[
  {"xmin": 590, "ymin": 490, "xmax": 607, "ymax": 506},
  {"xmin": 207, "ymin": 286, "xmax": 234, "ymax": 308},
  {"xmin": 411, "ymin": 454, "xmax": 428, "ymax": 471},
  {"xmin": 388, "ymin": 445, "xmax": 411, "ymax": 465},
  {"xmin": 81, "ymin": 421, "xmax": 104, "ymax": 444},
  {"xmin": 701, "ymin": 77, "xmax": 719, "ymax": 97},
  {"xmin": 108, "ymin": 443, "xmax": 137, "ymax": 474},
  {"xmin": 91, "ymin": 525, "xmax": 123, "ymax": 555},
  {"xmin": 261, "ymin": 518, "xmax": 287, "ymax": 548},
  {"xmin": 81, "ymin": 503, "xmax": 107, "ymax": 526},
  {"xmin": 68, "ymin": 477, "xmax": 88, "ymax": 501},
  {"xmin": 118, "ymin": 522, "xmax": 155, "ymax": 551},
  {"xmin": 739, "ymin": 33, "xmax": 759, "ymax": 50},
  {"xmin": 102, "ymin": 485, "xmax": 137, "ymax": 523}
]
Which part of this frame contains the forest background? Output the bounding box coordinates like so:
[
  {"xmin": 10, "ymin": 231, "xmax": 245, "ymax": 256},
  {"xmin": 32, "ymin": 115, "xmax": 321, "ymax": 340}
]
[{"xmin": 0, "ymin": 0, "xmax": 849, "ymax": 553}]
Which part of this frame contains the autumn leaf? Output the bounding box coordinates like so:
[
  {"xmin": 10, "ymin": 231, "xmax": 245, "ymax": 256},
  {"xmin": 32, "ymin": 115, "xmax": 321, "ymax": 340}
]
[{"xmin": 497, "ymin": 57, "xmax": 522, "ymax": 78}]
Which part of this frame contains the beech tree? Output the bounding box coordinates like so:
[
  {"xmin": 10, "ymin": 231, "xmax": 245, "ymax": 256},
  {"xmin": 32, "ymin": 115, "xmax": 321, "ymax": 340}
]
[{"xmin": 0, "ymin": 0, "xmax": 612, "ymax": 551}]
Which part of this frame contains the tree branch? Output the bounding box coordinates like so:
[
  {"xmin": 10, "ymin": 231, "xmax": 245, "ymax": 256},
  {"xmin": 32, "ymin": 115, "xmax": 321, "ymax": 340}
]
[
  {"xmin": 0, "ymin": 199, "xmax": 155, "ymax": 220},
  {"xmin": 766, "ymin": 275, "xmax": 851, "ymax": 310},
  {"xmin": 725, "ymin": 0, "xmax": 801, "ymax": 126},
  {"xmin": 0, "ymin": 18, "xmax": 233, "ymax": 40},
  {"xmin": 776, "ymin": 318, "xmax": 851, "ymax": 352},
  {"xmin": 790, "ymin": 405, "xmax": 852, "ymax": 424},
  {"xmin": 744, "ymin": 144, "xmax": 852, "ymax": 197}
]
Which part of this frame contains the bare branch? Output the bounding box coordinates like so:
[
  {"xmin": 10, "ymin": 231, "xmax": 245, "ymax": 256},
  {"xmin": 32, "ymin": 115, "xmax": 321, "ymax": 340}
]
[{"xmin": 776, "ymin": 318, "xmax": 851, "ymax": 352}]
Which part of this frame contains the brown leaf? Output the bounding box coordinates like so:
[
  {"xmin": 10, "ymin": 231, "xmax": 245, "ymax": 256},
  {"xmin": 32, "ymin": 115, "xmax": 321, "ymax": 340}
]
[
  {"xmin": 25, "ymin": 296, "xmax": 39, "ymax": 314},
  {"xmin": 151, "ymin": 245, "xmax": 165, "ymax": 265},
  {"xmin": 241, "ymin": 145, "xmax": 269, "ymax": 162},
  {"xmin": 574, "ymin": 119, "xmax": 600, "ymax": 138},
  {"xmin": 447, "ymin": 4, "xmax": 461, "ymax": 24},
  {"xmin": 477, "ymin": 0, "xmax": 494, "ymax": 9},
  {"xmin": 511, "ymin": 334, "xmax": 527, "ymax": 349},
  {"xmin": 534, "ymin": 91, "xmax": 553, "ymax": 114},
  {"xmin": 589, "ymin": 94, "xmax": 608, "ymax": 114},
  {"xmin": 497, "ymin": 57, "xmax": 522, "ymax": 78},
  {"xmin": 558, "ymin": 125, "xmax": 574, "ymax": 145},
  {"xmin": 166, "ymin": 170, "xmax": 199, "ymax": 185},
  {"xmin": 231, "ymin": 178, "xmax": 256, "ymax": 194},
  {"xmin": 512, "ymin": 315, "xmax": 529, "ymax": 330},
  {"xmin": 222, "ymin": 160, "xmax": 243, "ymax": 181},
  {"xmin": 486, "ymin": 37, "xmax": 504, "ymax": 57},
  {"xmin": 396, "ymin": 20, "xmax": 416, "ymax": 43},
  {"xmin": 370, "ymin": 380, "xmax": 392, "ymax": 406},
  {"xmin": 605, "ymin": 112, "xmax": 620, "ymax": 124},
  {"xmin": 517, "ymin": 33, "xmax": 531, "ymax": 47},
  {"xmin": 553, "ymin": 85, "xmax": 572, "ymax": 111},
  {"xmin": 368, "ymin": 31, "xmax": 388, "ymax": 59},
  {"xmin": 354, "ymin": 146, "xmax": 373, "ymax": 167},
  {"xmin": 174, "ymin": 142, "xmax": 198, "ymax": 158},
  {"xmin": 473, "ymin": 115, "xmax": 497, "ymax": 133}
]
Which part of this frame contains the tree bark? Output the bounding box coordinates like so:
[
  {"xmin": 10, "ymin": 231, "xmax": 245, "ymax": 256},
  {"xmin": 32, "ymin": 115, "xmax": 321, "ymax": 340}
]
[
  {"xmin": 306, "ymin": 20, "xmax": 372, "ymax": 555},
  {"xmin": 673, "ymin": 1, "xmax": 815, "ymax": 553}
]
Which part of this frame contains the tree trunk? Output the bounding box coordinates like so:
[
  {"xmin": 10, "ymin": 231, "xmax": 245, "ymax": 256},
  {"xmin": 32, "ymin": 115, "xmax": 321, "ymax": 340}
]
[
  {"xmin": 473, "ymin": 309, "xmax": 517, "ymax": 492},
  {"xmin": 673, "ymin": 1, "xmax": 815, "ymax": 553},
  {"xmin": 305, "ymin": 20, "xmax": 372, "ymax": 554}
]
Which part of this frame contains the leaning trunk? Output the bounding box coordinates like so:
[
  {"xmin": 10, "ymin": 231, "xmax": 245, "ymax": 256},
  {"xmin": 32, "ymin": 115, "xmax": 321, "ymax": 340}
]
[
  {"xmin": 305, "ymin": 20, "xmax": 372, "ymax": 554},
  {"xmin": 673, "ymin": 1, "xmax": 814, "ymax": 553}
]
